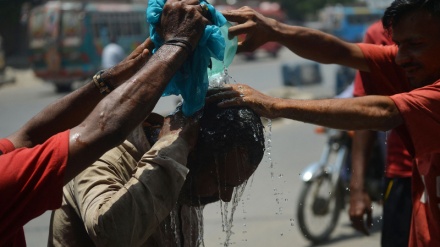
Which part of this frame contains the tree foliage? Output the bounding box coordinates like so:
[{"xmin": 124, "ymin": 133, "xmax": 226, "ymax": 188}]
[{"xmin": 276, "ymin": 0, "xmax": 358, "ymax": 21}]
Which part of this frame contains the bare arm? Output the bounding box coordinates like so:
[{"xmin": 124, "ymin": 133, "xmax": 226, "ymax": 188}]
[
  {"xmin": 6, "ymin": 39, "xmax": 154, "ymax": 149},
  {"xmin": 64, "ymin": 0, "xmax": 209, "ymax": 183},
  {"xmin": 207, "ymin": 84, "xmax": 403, "ymax": 131},
  {"xmin": 222, "ymin": 7, "xmax": 369, "ymax": 71},
  {"xmin": 349, "ymin": 130, "xmax": 375, "ymax": 235}
]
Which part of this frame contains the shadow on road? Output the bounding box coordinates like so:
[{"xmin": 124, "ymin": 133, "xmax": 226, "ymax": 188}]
[{"xmin": 306, "ymin": 215, "xmax": 383, "ymax": 247}]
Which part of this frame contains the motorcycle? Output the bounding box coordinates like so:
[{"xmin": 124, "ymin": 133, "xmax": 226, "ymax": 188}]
[{"xmin": 296, "ymin": 127, "xmax": 384, "ymax": 244}]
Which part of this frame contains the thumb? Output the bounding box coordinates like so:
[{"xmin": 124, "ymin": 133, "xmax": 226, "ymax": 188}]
[
  {"xmin": 366, "ymin": 210, "xmax": 373, "ymax": 229},
  {"xmin": 132, "ymin": 49, "xmax": 151, "ymax": 69}
]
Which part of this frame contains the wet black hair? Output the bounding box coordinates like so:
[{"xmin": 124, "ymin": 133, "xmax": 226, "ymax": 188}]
[
  {"xmin": 195, "ymin": 103, "xmax": 265, "ymax": 168},
  {"xmin": 382, "ymin": 0, "xmax": 440, "ymax": 35},
  {"xmin": 178, "ymin": 103, "xmax": 266, "ymax": 206}
]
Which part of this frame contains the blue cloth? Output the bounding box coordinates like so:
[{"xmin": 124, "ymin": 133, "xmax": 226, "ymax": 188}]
[{"xmin": 147, "ymin": 0, "xmax": 227, "ymax": 116}]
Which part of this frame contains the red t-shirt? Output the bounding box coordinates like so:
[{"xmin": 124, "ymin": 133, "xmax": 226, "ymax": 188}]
[
  {"xmin": 0, "ymin": 130, "xmax": 69, "ymax": 246},
  {"xmin": 358, "ymin": 43, "xmax": 440, "ymax": 246},
  {"xmin": 363, "ymin": 21, "xmax": 392, "ymax": 46},
  {"xmin": 391, "ymin": 82, "xmax": 440, "ymax": 247},
  {"xmin": 354, "ymin": 28, "xmax": 413, "ymax": 178}
]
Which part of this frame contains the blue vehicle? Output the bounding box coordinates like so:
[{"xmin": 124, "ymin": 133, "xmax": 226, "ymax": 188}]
[
  {"xmin": 28, "ymin": 1, "xmax": 148, "ymax": 92},
  {"xmin": 319, "ymin": 5, "xmax": 384, "ymax": 42},
  {"xmin": 318, "ymin": 5, "xmax": 384, "ymax": 94},
  {"xmin": 281, "ymin": 5, "xmax": 383, "ymax": 89}
]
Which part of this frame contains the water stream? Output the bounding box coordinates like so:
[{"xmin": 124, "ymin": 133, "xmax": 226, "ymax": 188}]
[{"xmin": 166, "ymin": 63, "xmax": 273, "ymax": 246}]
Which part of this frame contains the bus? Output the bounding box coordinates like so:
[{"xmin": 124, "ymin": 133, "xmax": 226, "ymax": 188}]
[
  {"xmin": 319, "ymin": 5, "xmax": 384, "ymax": 42},
  {"xmin": 28, "ymin": 1, "xmax": 148, "ymax": 92}
]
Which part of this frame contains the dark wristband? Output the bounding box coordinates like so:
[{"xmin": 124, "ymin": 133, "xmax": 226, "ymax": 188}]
[{"xmin": 163, "ymin": 38, "xmax": 194, "ymax": 54}]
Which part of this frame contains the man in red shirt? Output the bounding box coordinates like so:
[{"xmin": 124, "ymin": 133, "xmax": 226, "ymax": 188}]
[
  {"xmin": 349, "ymin": 21, "xmax": 413, "ymax": 247},
  {"xmin": 0, "ymin": 1, "xmax": 210, "ymax": 245},
  {"xmin": 211, "ymin": 0, "xmax": 440, "ymax": 246}
]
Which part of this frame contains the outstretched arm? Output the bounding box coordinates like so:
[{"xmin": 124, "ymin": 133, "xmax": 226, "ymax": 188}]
[
  {"xmin": 222, "ymin": 6, "xmax": 369, "ymax": 71},
  {"xmin": 207, "ymin": 84, "xmax": 403, "ymax": 131},
  {"xmin": 7, "ymin": 38, "xmax": 154, "ymax": 149},
  {"xmin": 65, "ymin": 0, "xmax": 209, "ymax": 183}
]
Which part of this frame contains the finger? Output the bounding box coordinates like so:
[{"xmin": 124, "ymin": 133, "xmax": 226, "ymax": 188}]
[
  {"xmin": 366, "ymin": 211, "xmax": 373, "ymax": 229},
  {"xmin": 141, "ymin": 49, "xmax": 150, "ymax": 58},
  {"xmin": 130, "ymin": 39, "xmax": 150, "ymax": 59},
  {"xmin": 359, "ymin": 226, "xmax": 370, "ymax": 236},
  {"xmin": 198, "ymin": 3, "xmax": 212, "ymax": 21},
  {"xmin": 228, "ymin": 22, "xmax": 255, "ymax": 37},
  {"xmin": 127, "ymin": 49, "xmax": 151, "ymax": 72},
  {"xmin": 184, "ymin": 0, "xmax": 200, "ymax": 5},
  {"xmin": 217, "ymin": 97, "xmax": 246, "ymax": 108},
  {"xmin": 206, "ymin": 86, "xmax": 233, "ymax": 96},
  {"xmin": 221, "ymin": 10, "xmax": 248, "ymax": 23},
  {"xmin": 145, "ymin": 37, "xmax": 155, "ymax": 51},
  {"xmin": 351, "ymin": 220, "xmax": 370, "ymax": 236},
  {"xmin": 205, "ymin": 90, "xmax": 240, "ymax": 104}
]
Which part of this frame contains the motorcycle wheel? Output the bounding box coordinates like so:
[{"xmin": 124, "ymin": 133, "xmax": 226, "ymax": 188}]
[{"xmin": 296, "ymin": 175, "xmax": 344, "ymax": 244}]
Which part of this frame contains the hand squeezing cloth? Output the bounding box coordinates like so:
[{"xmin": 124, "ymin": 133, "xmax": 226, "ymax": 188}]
[{"xmin": 147, "ymin": 0, "xmax": 231, "ymax": 116}]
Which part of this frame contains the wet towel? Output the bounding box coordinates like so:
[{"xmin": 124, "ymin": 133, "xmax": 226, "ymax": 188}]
[{"xmin": 147, "ymin": 0, "xmax": 227, "ymax": 116}]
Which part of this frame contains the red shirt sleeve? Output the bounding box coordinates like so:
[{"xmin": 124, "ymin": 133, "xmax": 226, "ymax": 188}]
[
  {"xmin": 363, "ymin": 21, "xmax": 393, "ymax": 46},
  {"xmin": 390, "ymin": 81, "xmax": 440, "ymax": 158},
  {"xmin": 0, "ymin": 130, "xmax": 69, "ymax": 242}
]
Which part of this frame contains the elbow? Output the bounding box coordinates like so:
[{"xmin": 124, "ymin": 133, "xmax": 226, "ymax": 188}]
[
  {"xmin": 375, "ymin": 107, "xmax": 403, "ymax": 132},
  {"xmin": 103, "ymin": 125, "xmax": 128, "ymax": 148},
  {"xmin": 93, "ymin": 113, "xmax": 130, "ymax": 149},
  {"xmin": 85, "ymin": 213, "xmax": 127, "ymax": 247},
  {"xmin": 84, "ymin": 203, "xmax": 157, "ymax": 246}
]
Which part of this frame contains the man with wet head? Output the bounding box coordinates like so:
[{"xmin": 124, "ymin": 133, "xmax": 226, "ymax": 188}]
[
  {"xmin": 179, "ymin": 101, "xmax": 265, "ymax": 206},
  {"xmin": 48, "ymin": 101, "xmax": 265, "ymax": 246}
]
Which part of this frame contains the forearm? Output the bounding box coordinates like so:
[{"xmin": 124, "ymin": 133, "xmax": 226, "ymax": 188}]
[
  {"xmin": 66, "ymin": 45, "xmax": 188, "ymax": 182},
  {"xmin": 273, "ymin": 95, "xmax": 402, "ymax": 131},
  {"xmin": 84, "ymin": 45, "xmax": 187, "ymax": 145},
  {"xmin": 350, "ymin": 130, "xmax": 376, "ymax": 192},
  {"xmin": 274, "ymin": 24, "xmax": 368, "ymax": 71},
  {"xmin": 9, "ymin": 39, "xmax": 153, "ymax": 149},
  {"xmin": 8, "ymin": 82, "xmax": 103, "ymax": 148}
]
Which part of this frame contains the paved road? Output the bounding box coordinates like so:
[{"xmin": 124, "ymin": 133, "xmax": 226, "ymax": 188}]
[{"xmin": 1, "ymin": 48, "xmax": 384, "ymax": 246}]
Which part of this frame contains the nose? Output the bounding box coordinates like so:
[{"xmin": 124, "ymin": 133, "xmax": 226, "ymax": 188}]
[{"xmin": 395, "ymin": 47, "xmax": 412, "ymax": 67}]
